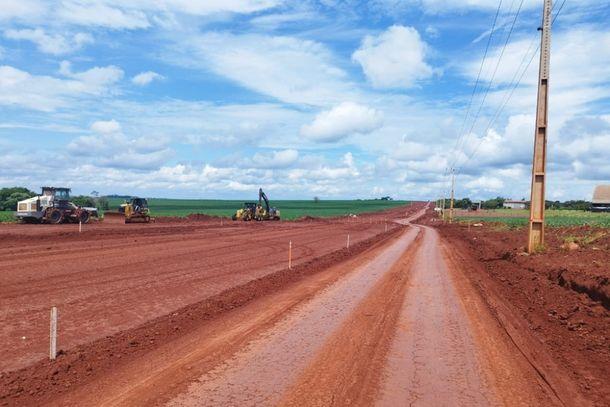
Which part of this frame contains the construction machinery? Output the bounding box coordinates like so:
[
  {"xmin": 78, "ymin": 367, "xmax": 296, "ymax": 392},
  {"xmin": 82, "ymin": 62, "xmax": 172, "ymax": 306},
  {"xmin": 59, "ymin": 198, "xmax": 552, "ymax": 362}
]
[
  {"xmin": 104, "ymin": 197, "xmax": 152, "ymax": 223},
  {"xmin": 15, "ymin": 187, "xmax": 98, "ymax": 224},
  {"xmin": 232, "ymin": 188, "xmax": 280, "ymax": 221}
]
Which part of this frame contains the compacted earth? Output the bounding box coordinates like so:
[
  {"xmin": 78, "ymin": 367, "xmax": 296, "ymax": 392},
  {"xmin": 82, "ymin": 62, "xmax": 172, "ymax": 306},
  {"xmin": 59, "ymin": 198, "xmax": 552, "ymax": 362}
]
[
  {"xmin": 1, "ymin": 203, "xmax": 607, "ymax": 406},
  {"xmin": 428, "ymin": 214, "xmax": 609, "ymax": 406}
]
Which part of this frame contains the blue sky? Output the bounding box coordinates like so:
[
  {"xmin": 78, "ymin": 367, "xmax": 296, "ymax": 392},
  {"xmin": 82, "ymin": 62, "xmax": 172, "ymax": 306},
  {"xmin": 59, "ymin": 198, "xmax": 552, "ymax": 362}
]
[{"xmin": 1, "ymin": 0, "xmax": 609, "ymax": 200}]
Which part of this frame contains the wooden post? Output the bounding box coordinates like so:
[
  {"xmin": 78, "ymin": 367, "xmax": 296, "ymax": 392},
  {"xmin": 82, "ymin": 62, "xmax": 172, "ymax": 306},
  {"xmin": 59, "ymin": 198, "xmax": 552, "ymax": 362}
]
[
  {"xmin": 449, "ymin": 169, "xmax": 456, "ymax": 224},
  {"xmin": 385, "ymin": 223, "xmax": 388, "ymax": 232},
  {"xmin": 288, "ymin": 241, "xmax": 292, "ymax": 270},
  {"xmin": 79, "ymin": 220, "xmax": 82, "ymax": 233},
  {"xmin": 528, "ymin": 0, "xmax": 553, "ymax": 253},
  {"xmin": 50, "ymin": 307, "xmax": 57, "ymax": 360},
  {"xmin": 347, "ymin": 234, "xmax": 350, "ymax": 249}
]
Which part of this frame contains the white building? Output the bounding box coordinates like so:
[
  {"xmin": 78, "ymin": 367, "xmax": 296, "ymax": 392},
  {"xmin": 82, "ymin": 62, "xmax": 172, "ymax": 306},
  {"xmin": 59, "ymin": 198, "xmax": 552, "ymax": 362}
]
[{"xmin": 503, "ymin": 200, "xmax": 528, "ymax": 210}]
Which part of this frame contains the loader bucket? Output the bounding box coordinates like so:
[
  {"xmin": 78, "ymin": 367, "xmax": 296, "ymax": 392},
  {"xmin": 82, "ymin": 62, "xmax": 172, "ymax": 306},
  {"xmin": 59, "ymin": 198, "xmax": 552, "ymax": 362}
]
[{"xmin": 103, "ymin": 211, "xmax": 125, "ymax": 224}]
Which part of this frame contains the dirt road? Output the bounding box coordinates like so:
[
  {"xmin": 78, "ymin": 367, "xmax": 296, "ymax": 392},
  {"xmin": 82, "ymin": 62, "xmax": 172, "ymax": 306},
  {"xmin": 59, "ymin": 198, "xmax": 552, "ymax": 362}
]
[{"xmin": 46, "ymin": 208, "xmax": 566, "ymax": 406}]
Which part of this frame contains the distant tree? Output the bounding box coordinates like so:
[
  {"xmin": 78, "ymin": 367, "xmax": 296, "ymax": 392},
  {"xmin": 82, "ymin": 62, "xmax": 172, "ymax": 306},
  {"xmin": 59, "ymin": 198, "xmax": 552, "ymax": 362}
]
[
  {"xmin": 71, "ymin": 195, "xmax": 96, "ymax": 207},
  {"xmin": 90, "ymin": 190, "xmax": 99, "ymax": 197},
  {"xmin": 313, "ymin": 196, "xmax": 320, "ymax": 204},
  {"xmin": 454, "ymin": 198, "xmax": 473, "ymax": 209},
  {"xmin": 482, "ymin": 197, "xmax": 506, "ymax": 210},
  {"xmin": 96, "ymin": 196, "xmax": 110, "ymax": 210},
  {"xmin": 0, "ymin": 187, "xmax": 37, "ymax": 211}
]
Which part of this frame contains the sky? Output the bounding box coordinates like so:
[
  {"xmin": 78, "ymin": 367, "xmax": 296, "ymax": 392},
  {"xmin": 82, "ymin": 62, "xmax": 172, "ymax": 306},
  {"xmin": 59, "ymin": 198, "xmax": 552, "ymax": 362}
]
[{"xmin": 0, "ymin": 0, "xmax": 609, "ymax": 201}]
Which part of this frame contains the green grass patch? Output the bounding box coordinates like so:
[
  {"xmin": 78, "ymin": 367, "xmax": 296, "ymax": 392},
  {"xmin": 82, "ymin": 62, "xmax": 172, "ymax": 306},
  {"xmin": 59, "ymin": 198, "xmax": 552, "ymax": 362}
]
[
  {"xmin": 457, "ymin": 209, "xmax": 610, "ymax": 228},
  {"xmin": 0, "ymin": 210, "xmax": 15, "ymax": 223},
  {"xmin": 105, "ymin": 198, "xmax": 410, "ymax": 220}
]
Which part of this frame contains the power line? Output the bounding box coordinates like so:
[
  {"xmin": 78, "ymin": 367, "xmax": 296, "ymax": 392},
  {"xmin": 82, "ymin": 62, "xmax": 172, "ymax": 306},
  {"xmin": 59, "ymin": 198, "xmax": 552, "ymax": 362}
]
[
  {"xmin": 449, "ymin": 0, "xmax": 504, "ymax": 170},
  {"xmin": 455, "ymin": 0, "xmax": 569, "ymax": 174},
  {"xmin": 449, "ymin": 0, "xmax": 526, "ymax": 175}
]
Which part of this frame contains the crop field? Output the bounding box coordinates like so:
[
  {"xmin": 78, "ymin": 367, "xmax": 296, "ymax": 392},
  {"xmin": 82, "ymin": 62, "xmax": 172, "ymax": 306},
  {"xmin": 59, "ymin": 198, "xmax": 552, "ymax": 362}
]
[
  {"xmin": 105, "ymin": 198, "xmax": 410, "ymax": 220},
  {"xmin": 455, "ymin": 209, "xmax": 610, "ymax": 228}
]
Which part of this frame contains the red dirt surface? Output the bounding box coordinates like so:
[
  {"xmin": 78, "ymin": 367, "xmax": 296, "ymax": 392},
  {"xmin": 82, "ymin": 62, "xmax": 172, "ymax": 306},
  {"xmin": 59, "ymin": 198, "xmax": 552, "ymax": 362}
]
[
  {"xmin": 428, "ymin": 214, "xmax": 610, "ymax": 405},
  {"xmin": 0, "ymin": 203, "xmax": 423, "ymax": 405}
]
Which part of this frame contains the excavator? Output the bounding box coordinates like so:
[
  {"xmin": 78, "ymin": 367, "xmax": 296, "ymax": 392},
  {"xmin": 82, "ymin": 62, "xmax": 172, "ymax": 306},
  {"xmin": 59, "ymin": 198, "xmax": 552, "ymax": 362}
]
[{"xmin": 232, "ymin": 188, "xmax": 280, "ymax": 221}]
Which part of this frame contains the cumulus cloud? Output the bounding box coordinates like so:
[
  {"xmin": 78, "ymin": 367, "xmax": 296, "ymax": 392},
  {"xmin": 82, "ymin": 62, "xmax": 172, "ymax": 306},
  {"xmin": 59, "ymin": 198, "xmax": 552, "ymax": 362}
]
[
  {"xmin": 301, "ymin": 102, "xmax": 383, "ymax": 142},
  {"xmin": 131, "ymin": 71, "xmax": 164, "ymax": 86},
  {"xmin": 68, "ymin": 119, "xmax": 172, "ymax": 170},
  {"xmin": 4, "ymin": 28, "xmax": 93, "ymax": 55},
  {"xmin": 352, "ymin": 25, "xmax": 436, "ymax": 89}
]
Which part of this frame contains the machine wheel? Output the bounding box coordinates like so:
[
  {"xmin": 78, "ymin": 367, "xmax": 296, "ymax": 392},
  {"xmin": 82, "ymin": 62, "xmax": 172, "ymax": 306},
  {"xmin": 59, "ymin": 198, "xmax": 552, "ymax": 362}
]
[
  {"xmin": 48, "ymin": 209, "xmax": 63, "ymax": 224},
  {"xmin": 232, "ymin": 214, "xmax": 237, "ymax": 221},
  {"xmin": 79, "ymin": 211, "xmax": 90, "ymax": 224}
]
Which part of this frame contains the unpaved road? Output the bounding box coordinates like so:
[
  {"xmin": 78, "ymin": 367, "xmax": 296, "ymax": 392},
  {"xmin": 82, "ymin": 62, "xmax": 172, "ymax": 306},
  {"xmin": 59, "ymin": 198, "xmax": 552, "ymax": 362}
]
[{"xmin": 50, "ymin": 208, "xmax": 565, "ymax": 406}]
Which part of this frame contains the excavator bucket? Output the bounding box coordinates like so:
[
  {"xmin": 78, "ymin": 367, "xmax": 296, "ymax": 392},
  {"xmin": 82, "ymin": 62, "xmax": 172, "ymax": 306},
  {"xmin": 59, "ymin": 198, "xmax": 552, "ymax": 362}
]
[{"xmin": 103, "ymin": 211, "xmax": 125, "ymax": 224}]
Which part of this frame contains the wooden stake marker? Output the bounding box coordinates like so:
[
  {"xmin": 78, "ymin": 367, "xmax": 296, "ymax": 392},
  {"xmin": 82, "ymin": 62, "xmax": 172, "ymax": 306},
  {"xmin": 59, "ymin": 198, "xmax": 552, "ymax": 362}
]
[
  {"xmin": 288, "ymin": 241, "xmax": 292, "ymax": 270},
  {"xmin": 347, "ymin": 234, "xmax": 350, "ymax": 249},
  {"xmin": 79, "ymin": 221, "xmax": 82, "ymax": 233},
  {"xmin": 50, "ymin": 307, "xmax": 57, "ymax": 360}
]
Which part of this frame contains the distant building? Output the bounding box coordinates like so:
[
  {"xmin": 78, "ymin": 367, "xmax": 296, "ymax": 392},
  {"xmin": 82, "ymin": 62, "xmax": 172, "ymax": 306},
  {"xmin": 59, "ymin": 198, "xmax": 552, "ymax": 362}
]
[
  {"xmin": 503, "ymin": 200, "xmax": 528, "ymax": 210},
  {"xmin": 591, "ymin": 185, "xmax": 610, "ymax": 212}
]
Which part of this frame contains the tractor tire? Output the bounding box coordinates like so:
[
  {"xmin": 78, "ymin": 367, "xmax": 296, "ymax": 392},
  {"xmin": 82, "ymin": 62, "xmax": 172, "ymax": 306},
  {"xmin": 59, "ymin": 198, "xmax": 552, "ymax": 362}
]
[
  {"xmin": 79, "ymin": 211, "xmax": 90, "ymax": 224},
  {"xmin": 48, "ymin": 209, "xmax": 64, "ymax": 224},
  {"xmin": 232, "ymin": 214, "xmax": 237, "ymax": 221}
]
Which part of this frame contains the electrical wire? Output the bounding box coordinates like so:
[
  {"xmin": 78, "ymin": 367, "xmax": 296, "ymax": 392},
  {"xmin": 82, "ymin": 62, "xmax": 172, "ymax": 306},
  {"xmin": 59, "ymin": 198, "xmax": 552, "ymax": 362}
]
[
  {"xmin": 448, "ymin": 0, "xmax": 504, "ymax": 170},
  {"xmin": 455, "ymin": 0, "xmax": 569, "ymax": 175}
]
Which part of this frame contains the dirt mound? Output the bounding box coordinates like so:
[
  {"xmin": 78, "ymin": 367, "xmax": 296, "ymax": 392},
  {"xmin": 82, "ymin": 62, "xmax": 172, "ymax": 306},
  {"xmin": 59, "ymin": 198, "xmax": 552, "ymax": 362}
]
[{"xmin": 433, "ymin": 215, "xmax": 610, "ymax": 405}]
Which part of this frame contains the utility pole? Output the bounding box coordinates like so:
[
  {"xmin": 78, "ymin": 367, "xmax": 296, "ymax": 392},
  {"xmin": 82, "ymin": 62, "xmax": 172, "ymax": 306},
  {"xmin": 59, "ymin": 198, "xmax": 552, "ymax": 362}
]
[
  {"xmin": 449, "ymin": 169, "xmax": 455, "ymax": 223},
  {"xmin": 528, "ymin": 0, "xmax": 552, "ymax": 253}
]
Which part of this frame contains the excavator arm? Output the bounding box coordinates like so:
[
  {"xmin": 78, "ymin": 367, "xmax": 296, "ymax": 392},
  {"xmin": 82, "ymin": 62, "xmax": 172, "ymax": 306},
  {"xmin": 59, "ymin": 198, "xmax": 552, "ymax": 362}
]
[{"xmin": 259, "ymin": 188, "xmax": 270, "ymax": 213}]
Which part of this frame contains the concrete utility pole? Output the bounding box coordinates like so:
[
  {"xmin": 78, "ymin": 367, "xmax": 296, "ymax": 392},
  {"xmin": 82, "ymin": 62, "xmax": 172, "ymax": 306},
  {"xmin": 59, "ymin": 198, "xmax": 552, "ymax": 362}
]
[
  {"xmin": 449, "ymin": 169, "xmax": 455, "ymax": 223},
  {"xmin": 528, "ymin": 0, "xmax": 552, "ymax": 253}
]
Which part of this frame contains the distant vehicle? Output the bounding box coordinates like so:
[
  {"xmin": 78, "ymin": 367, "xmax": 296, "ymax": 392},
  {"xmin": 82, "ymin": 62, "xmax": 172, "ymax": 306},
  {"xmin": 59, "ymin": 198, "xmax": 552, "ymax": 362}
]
[
  {"xmin": 232, "ymin": 188, "xmax": 280, "ymax": 221},
  {"xmin": 104, "ymin": 197, "xmax": 152, "ymax": 223},
  {"xmin": 15, "ymin": 187, "xmax": 98, "ymax": 224},
  {"xmin": 591, "ymin": 185, "xmax": 610, "ymax": 212}
]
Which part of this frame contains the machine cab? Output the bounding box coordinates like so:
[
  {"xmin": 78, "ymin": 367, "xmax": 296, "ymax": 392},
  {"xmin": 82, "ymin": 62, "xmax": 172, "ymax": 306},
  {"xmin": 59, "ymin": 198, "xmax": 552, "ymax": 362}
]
[{"xmin": 42, "ymin": 187, "xmax": 71, "ymax": 201}]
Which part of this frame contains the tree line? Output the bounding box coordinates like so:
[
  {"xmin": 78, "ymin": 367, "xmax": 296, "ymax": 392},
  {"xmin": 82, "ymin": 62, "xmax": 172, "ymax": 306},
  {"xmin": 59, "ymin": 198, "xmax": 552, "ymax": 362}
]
[
  {"xmin": 0, "ymin": 187, "xmax": 110, "ymax": 211},
  {"xmin": 439, "ymin": 196, "xmax": 593, "ymax": 211}
]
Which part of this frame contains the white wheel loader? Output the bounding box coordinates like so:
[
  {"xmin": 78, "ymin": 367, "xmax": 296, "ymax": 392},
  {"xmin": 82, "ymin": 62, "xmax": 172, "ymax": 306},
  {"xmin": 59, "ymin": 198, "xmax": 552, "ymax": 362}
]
[{"xmin": 15, "ymin": 187, "xmax": 98, "ymax": 224}]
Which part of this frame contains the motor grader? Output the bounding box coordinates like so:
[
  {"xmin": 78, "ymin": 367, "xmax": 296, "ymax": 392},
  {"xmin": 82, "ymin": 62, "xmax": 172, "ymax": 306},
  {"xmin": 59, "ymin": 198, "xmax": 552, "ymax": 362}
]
[
  {"xmin": 15, "ymin": 187, "xmax": 98, "ymax": 224},
  {"xmin": 232, "ymin": 188, "xmax": 280, "ymax": 221},
  {"xmin": 104, "ymin": 197, "xmax": 152, "ymax": 224}
]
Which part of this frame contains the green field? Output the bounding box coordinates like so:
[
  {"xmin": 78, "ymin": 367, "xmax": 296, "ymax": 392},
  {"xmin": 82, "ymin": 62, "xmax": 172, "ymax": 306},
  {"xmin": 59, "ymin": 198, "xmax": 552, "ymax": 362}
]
[
  {"xmin": 106, "ymin": 198, "xmax": 410, "ymax": 220},
  {"xmin": 457, "ymin": 209, "xmax": 610, "ymax": 228}
]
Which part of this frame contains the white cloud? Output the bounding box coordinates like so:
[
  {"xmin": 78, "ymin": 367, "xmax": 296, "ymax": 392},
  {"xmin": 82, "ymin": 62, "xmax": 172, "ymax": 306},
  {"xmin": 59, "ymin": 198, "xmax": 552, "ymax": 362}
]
[
  {"xmin": 0, "ymin": 0, "xmax": 45, "ymax": 21},
  {"xmin": 168, "ymin": 32, "xmax": 357, "ymax": 106},
  {"xmin": 0, "ymin": 63, "xmax": 123, "ymax": 111},
  {"xmin": 4, "ymin": 28, "xmax": 93, "ymax": 55},
  {"xmin": 352, "ymin": 25, "xmax": 436, "ymax": 89},
  {"xmin": 56, "ymin": 2, "xmax": 150, "ymax": 29},
  {"xmin": 91, "ymin": 119, "xmax": 121, "ymax": 134},
  {"xmin": 301, "ymin": 102, "xmax": 383, "ymax": 142},
  {"xmin": 251, "ymin": 149, "xmax": 299, "ymax": 169},
  {"xmin": 131, "ymin": 71, "xmax": 164, "ymax": 86},
  {"xmin": 68, "ymin": 120, "xmax": 172, "ymax": 170}
]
